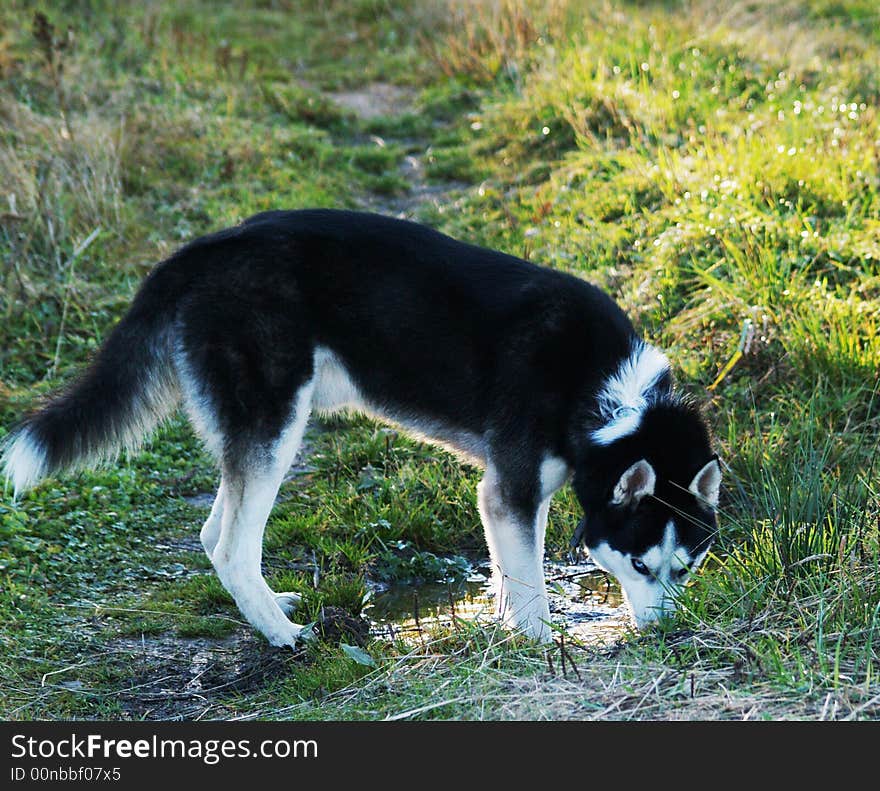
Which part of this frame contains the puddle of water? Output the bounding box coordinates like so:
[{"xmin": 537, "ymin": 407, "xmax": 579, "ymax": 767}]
[
  {"xmin": 366, "ymin": 559, "xmax": 631, "ymax": 646},
  {"xmin": 183, "ymin": 492, "xmax": 215, "ymax": 509},
  {"xmin": 367, "ymin": 572, "xmax": 492, "ymax": 627},
  {"xmin": 546, "ymin": 562, "xmax": 632, "ymax": 645}
]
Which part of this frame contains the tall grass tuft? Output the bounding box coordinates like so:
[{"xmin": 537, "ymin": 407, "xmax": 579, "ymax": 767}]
[{"xmin": 672, "ymin": 394, "xmax": 880, "ymax": 692}]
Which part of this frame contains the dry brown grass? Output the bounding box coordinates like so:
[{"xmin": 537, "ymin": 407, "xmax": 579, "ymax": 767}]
[
  {"xmin": 0, "ymin": 80, "xmax": 122, "ymax": 312},
  {"xmin": 422, "ymin": 0, "xmax": 584, "ymax": 83},
  {"xmin": 237, "ymin": 638, "xmax": 878, "ymax": 721}
]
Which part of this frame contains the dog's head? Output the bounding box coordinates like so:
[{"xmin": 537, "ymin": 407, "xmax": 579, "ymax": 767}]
[
  {"xmin": 573, "ymin": 457, "xmax": 719, "ymax": 628},
  {"xmin": 572, "ymin": 404, "xmax": 720, "ymax": 629}
]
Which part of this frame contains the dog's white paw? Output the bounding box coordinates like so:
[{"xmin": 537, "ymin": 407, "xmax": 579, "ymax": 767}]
[
  {"xmin": 524, "ymin": 618, "xmax": 554, "ymax": 644},
  {"xmin": 266, "ymin": 621, "xmax": 315, "ymax": 649},
  {"xmin": 497, "ymin": 597, "xmax": 553, "ymax": 644},
  {"xmin": 502, "ymin": 613, "xmax": 553, "ymax": 644},
  {"xmin": 274, "ymin": 591, "xmax": 303, "ymax": 616}
]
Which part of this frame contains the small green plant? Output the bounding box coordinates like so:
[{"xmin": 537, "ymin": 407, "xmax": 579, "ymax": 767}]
[{"xmin": 374, "ymin": 539, "xmax": 471, "ymax": 585}]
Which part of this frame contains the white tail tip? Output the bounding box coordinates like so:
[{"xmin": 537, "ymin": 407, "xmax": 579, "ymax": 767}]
[{"xmin": 2, "ymin": 429, "xmax": 48, "ymax": 499}]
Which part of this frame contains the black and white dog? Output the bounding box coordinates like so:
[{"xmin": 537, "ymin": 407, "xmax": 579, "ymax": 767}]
[{"xmin": 2, "ymin": 210, "xmax": 721, "ymax": 645}]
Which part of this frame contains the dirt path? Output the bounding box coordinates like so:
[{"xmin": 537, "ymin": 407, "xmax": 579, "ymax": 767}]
[{"xmin": 330, "ymin": 82, "xmax": 464, "ymax": 218}]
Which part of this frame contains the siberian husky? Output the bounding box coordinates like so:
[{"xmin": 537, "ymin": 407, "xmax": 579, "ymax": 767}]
[{"xmin": 2, "ymin": 210, "xmax": 721, "ymax": 646}]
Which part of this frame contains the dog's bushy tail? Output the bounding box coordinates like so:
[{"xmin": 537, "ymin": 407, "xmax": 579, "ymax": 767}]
[{"xmin": 2, "ymin": 265, "xmax": 183, "ymax": 498}]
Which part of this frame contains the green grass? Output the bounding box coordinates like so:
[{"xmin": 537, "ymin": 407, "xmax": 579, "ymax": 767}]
[{"xmin": 1, "ymin": 0, "xmax": 879, "ymax": 720}]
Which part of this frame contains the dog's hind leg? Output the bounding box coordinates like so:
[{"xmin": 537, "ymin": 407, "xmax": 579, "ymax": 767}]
[
  {"xmin": 200, "ymin": 479, "xmax": 226, "ymax": 561},
  {"xmin": 209, "ymin": 383, "xmax": 314, "ymax": 647},
  {"xmin": 200, "ymin": 480, "xmax": 300, "ymax": 616}
]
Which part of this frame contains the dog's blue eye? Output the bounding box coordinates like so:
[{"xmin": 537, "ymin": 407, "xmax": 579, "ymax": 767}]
[{"xmin": 631, "ymin": 558, "xmax": 650, "ymax": 576}]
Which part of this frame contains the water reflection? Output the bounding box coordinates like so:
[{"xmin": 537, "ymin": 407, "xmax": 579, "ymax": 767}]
[{"xmin": 366, "ymin": 559, "xmax": 632, "ymax": 646}]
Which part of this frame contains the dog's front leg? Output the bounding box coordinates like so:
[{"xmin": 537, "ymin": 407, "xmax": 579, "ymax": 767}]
[{"xmin": 477, "ymin": 464, "xmax": 552, "ymax": 642}]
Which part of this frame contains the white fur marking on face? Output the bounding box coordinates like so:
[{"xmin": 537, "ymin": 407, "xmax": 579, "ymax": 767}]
[
  {"xmin": 592, "ymin": 342, "xmax": 671, "ymax": 446},
  {"xmin": 590, "ymin": 538, "xmax": 668, "ymax": 629},
  {"xmin": 662, "ymin": 520, "xmax": 679, "ymax": 568},
  {"xmin": 689, "ymin": 546, "xmax": 710, "ymax": 574},
  {"xmin": 641, "ymin": 546, "xmax": 664, "ymax": 573},
  {"xmin": 590, "ymin": 521, "xmax": 699, "ymax": 629},
  {"xmin": 643, "ymin": 521, "xmax": 688, "ymax": 576}
]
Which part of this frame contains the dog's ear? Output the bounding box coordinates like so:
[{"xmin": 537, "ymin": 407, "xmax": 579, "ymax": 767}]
[
  {"xmin": 611, "ymin": 460, "xmax": 655, "ymax": 507},
  {"xmin": 688, "ymin": 457, "xmax": 722, "ymax": 509}
]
